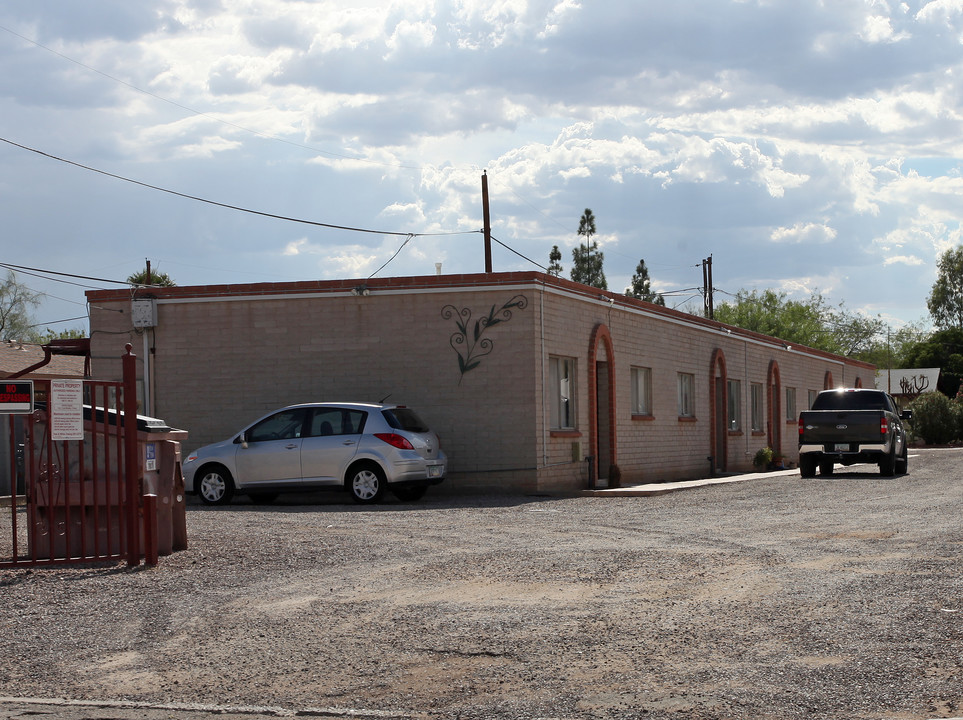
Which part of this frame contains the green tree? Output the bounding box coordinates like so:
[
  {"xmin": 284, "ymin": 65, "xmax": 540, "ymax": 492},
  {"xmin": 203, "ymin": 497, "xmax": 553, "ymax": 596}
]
[
  {"xmin": 901, "ymin": 327, "xmax": 963, "ymax": 396},
  {"xmin": 128, "ymin": 263, "xmax": 176, "ymax": 287},
  {"xmin": 547, "ymin": 245, "xmax": 563, "ymax": 277},
  {"xmin": 715, "ymin": 289, "xmax": 825, "ymax": 347},
  {"xmin": 570, "ymin": 208, "xmax": 607, "ymax": 289},
  {"xmin": 35, "ymin": 327, "xmax": 87, "ymax": 343},
  {"xmin": 907, "ymin": 391, "xmax": 958, "ymax": 445},
  {"xmin": 625, "ymin": 259, "xmax": 665, "ymax": 305},
  {"xmin": 927, "ymin": 246, "xmax": 963, "ymax": 329},
  {"xmin": 0, "ymin": 271, "xmax": 42, "ymax": 342},
  {"xmin": 853, "ymin": 323, "xmax": 925, "ymax": 370},
  {"xmin": 714, "ymin": 289, "xmax": 885, "ymax": 358}
]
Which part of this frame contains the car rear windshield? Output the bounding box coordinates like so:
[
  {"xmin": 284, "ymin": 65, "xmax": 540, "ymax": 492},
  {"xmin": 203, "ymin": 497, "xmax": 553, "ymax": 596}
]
[
  {"xmin": 382, "ymin": 407, "xmax": 430, "ymax": 433},
  {"xmin": 811, "ymin": 391, "xmax": 888, "ymax": 411}
]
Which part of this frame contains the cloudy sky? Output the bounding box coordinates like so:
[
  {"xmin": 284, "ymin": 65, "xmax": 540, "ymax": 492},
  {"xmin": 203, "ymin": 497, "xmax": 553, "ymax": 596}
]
[{"xmin": 2, "ymin": 0, "xmax": 962, "ymax": 336}]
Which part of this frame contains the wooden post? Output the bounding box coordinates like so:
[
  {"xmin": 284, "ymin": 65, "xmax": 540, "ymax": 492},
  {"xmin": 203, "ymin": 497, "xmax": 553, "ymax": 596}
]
[{"xmin": 482, "ymin": 171, "xmax": 492, "ymax": 273}]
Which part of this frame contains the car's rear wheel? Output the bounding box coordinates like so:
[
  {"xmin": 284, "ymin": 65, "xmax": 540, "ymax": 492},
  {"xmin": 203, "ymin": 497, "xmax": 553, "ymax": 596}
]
[
  {"xmin": 347, "ymin": 463, "xmax": 386, "ymax": 504},
  {"xmin": 392, "ymin": 485, "xmax": 428, "ymax": 502},
  {"xmin": 197, "ymin": 466, "xmax": 235, "ymax": 505}
]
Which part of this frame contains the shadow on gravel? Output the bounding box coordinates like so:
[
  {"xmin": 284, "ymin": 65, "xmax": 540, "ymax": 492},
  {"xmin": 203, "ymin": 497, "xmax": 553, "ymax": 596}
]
[{"xmin": 184, "ymin": 491, "xmax": 563, "ymax": 514}]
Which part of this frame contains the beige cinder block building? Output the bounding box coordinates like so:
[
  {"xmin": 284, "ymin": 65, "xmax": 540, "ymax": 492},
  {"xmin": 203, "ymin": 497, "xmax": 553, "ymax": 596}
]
[{"xmin": 86, "ymin": 272, "xmax": 873, "ymax": 493}]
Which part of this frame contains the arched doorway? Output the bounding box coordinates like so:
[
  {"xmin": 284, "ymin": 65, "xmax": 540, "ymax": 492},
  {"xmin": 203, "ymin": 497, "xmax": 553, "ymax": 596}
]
[
  {"xmin": 709, "ymin": 348, "xmax": 728, "ymax": 473},
  {"xmin": 588, "ymin": 324, "xmax": 617, "ymax": 485}
]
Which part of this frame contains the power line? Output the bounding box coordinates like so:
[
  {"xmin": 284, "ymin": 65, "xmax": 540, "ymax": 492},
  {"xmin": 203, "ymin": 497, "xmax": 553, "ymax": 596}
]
[
  {"xmin": 27, "ymin": 315, "xmax": 88, "ymax": 328},
  {"xmin": 491, "ymin": 235, "xmax": 547, "ymax": 272},
  {"xmin": 0, "ymin": 136, "xmax": 481, "ymax": 240},
  {"xmin": 0, "ymin": 262, "xmax": 124, "ymax": 288}
]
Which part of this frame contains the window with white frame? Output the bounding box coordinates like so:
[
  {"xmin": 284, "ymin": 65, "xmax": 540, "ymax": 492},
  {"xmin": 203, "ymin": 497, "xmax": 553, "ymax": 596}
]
[
  {"xmin": 549, "ymin": 356, "xmax": 576, "ymax": 430},
  {"xmin": 677, "ymin": 372, "xmax": 695, "ymax": 418},
  {"xmin": 785, "ymin": 387, "xmax": 797, "ymax": 421},
  {"xmin": 631, "ymin": 366, "xmax": 652, "ymax": 416},
  {"xmin": 727, "ymin": 379, "xmax": 741, "ymax": 430},
  {"xmin": 751, "ymin": 382, "xmax": 764, "ymax": 432}
]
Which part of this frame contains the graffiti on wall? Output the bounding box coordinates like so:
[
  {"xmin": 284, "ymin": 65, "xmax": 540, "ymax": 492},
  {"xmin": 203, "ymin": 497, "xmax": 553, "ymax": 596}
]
[{"xmin": 442, "ymin": 295, "xmax": 528, "ymax": 381}]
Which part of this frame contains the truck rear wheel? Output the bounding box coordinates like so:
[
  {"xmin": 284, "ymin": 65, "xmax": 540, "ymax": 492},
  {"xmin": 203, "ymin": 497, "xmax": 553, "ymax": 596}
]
[
  {"xmin": 895, "ymin": 446, "xmax": 908, "ymax": 474},
  {"xmin": 799, "ymin": 455, "xmax": 817, "ymax": 478},
  {"xmin": 819, "ymin": 460, "xmax": 834, "ymax": 476},
  {"xmin": 879, "ymin": 448, "xmax": 896, "ymax": 477}
]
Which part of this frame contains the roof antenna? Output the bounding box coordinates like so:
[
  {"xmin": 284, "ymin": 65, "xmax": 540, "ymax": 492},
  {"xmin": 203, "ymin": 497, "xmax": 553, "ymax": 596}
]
[{"xmin": 379, "ymin": 393, "xmax": 392, "ymax": 403}]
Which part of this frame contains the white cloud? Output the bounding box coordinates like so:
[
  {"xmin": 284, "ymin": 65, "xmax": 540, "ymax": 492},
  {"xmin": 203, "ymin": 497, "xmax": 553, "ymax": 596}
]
[
  {"xmin": 4, "ymin": 0, "xmax": 963, "ymax": 329},
  {"xmin": 916, "ymin": 0, "xmax": 963, "ymax": 24},
  {"xmin": 770, "ymin": 223, "xmax": 838, "ymax": 244},
  {"xmin": 884, "ymin": 255, "xmax": 925, "ymax": 265}
]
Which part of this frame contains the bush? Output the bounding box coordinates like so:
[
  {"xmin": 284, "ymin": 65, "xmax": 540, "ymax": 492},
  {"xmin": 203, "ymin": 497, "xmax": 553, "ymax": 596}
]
[
  {"xmin": 753, "ymin": 447, "xmax": 773, "ymax": 470},
  {"xmin": 908, "ymin": 392, "xmax": 958, "ymax": 445}
]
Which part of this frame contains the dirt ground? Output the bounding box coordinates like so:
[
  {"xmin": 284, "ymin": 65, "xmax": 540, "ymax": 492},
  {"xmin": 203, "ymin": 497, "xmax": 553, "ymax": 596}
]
[{"xmin": 0, "ymin": 447, "xmax": 961, "ymax": 719}]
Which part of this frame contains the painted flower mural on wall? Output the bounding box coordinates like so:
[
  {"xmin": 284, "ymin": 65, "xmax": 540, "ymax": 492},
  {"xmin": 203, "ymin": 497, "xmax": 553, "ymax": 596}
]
[{"xmin": 442, "ymin": 295, "xmax": 528, "ymax": 381}]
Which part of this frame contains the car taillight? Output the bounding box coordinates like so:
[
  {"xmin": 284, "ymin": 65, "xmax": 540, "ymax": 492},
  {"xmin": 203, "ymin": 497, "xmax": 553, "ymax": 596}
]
[{"xmin": 374, "ymin": 433, "xmax": 414, "ymax": 450}]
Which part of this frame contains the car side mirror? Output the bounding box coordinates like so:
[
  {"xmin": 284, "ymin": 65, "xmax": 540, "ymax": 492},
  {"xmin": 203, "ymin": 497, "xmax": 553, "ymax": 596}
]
[{"xmin": 236, "ymin": 432, "xmax": 249, "ymax": 449}]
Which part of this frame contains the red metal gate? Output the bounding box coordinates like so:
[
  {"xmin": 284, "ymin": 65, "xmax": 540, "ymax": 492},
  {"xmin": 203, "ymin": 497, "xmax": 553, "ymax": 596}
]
[{"xmin": 1, "ymin": 346, "xmax": 146, "ymax": 567}]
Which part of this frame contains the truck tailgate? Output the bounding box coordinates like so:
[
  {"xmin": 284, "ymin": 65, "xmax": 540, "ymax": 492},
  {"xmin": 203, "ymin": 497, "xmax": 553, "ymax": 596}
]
[{"xmin": 799, "ymin": 410, "xmax": 882, "ymax": 445}]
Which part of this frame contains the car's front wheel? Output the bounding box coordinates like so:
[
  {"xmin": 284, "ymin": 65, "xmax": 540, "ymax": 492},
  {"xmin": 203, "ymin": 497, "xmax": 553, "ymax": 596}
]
[
  {"xmin": 196, "ymin": 465, "xmax": 236, "ymax": 505},
  {"xmin": 347, "ymin": 463, "xmax": 386, "ymax": 504}
]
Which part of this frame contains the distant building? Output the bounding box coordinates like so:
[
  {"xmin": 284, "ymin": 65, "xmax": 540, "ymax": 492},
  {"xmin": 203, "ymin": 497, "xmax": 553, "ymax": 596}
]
[
  {"xmin": 876, "ymin": 368, "xmax": 941, "ymax": 406},
  {"xmin": 0, "ymin": 341, "xmax": 87, "ymax": 496},
  {"xmin": 0, "ymin": 340, "xmax": 86, "ymax": 380},
  {"xmin": 85, "ymin": 272, "xmax": 873, "ymax": 493}
]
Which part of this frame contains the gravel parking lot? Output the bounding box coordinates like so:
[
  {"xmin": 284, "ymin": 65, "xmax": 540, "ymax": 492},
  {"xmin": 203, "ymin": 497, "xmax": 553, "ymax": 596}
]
[{"xmin": 0, "ymin": 447, "xmax": 961, "ymax": 720}]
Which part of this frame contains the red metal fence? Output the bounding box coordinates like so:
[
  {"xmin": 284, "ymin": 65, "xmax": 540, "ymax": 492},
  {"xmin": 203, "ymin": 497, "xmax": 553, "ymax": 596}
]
[{"xmin": 0, "ymin": 345, "xmax": 177, "ymax": 568}]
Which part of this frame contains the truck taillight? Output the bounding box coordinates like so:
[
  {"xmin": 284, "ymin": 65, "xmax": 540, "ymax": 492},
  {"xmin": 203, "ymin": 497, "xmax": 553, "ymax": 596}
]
[
  {"xmin": 798, "ymin": 417, "xmax": 804, "ymax": 435},
  {"xmin": 880, "ymin": 417, "xmax": 889, "ymax": 436}
]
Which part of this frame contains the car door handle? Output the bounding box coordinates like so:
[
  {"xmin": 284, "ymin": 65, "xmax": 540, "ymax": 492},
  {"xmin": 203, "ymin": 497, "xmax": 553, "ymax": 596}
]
[
  {"xmin": 342, "ymin": 440, "xmax": 356, "ymax": 446},
  {"xmin": 285, "ymin": 443, "xmax": 298, "ymax": 450}
]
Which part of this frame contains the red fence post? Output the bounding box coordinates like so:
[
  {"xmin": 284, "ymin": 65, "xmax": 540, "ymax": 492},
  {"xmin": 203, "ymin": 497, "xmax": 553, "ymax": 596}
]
[{"xmin": 123, "ymin": 344, "xmax": 140, "ymax": 567}]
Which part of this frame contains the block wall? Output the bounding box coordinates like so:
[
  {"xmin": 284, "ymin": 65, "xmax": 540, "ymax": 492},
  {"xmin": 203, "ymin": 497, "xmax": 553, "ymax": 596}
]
[
  {"xmin": 87, "ymin": 273, "xmax": 874, "ymax": 495},
  {"xmin": 91, "ymin": 283, "xmax": 543, "ymax": 493}
]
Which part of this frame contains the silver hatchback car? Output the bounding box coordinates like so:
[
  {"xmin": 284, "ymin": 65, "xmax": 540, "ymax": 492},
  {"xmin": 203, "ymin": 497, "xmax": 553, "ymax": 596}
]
[{"xmin": 182, "ymin": 402, "xmax": 446, "ymax": 505}]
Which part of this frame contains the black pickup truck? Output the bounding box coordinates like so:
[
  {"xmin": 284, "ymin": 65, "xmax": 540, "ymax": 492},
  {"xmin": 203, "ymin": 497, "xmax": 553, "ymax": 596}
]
[{"xmin": 797, "ymin": 388, "xmax": 911, "ymax": 478}]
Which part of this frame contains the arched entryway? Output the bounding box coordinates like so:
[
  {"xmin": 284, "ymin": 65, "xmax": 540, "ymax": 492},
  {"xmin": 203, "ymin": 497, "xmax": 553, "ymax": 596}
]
[
  {"xmin": 824, "ymin": 371, "xmax": 835, "ymax": 389},
  {"xmin": 709, "ymin": 348, "xmax": 728, "ymax": 473},
  {"xmin": 767, "ymin": 359, "xmax": 782, "ymax": 458},
  {"xmin": 588, "ymin": 324, "xmax": 617, "ymax": 485}
]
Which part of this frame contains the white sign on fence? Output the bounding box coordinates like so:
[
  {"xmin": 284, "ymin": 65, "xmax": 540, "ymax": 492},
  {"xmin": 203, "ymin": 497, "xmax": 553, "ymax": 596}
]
[{"xmin": 51, "ymin": 379, "xmax": 84, "ymax": 441}]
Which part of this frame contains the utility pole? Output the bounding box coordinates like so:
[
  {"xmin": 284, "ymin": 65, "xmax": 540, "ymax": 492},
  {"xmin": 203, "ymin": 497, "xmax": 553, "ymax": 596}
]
[
  {"xmin": 702, "ymin": 255, "xmax": 714, "ymax": 319},
  {"xmin": 481, "ymin": 171, "xmax": 493, "ymax": 273}
]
